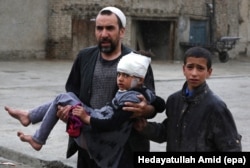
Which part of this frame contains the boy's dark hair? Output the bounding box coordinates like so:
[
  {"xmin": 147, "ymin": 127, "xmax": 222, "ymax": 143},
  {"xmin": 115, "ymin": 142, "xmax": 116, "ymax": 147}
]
[
  {"xmin": 134, "ymin": 50, "xmax": 155, "ymax": 58},
  {"xmin": 184, "ymin": 47, "xmax": 212, "ymax": 69}
]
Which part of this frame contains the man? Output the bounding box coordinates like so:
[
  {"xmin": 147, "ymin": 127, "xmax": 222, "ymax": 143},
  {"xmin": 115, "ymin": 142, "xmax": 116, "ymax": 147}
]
[{"xmin": 57, "ymin": 6, "xmax": 157, "ymax": 167}]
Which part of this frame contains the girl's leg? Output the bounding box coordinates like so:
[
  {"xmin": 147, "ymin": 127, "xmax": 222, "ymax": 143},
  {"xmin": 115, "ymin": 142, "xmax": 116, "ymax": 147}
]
[
  {"xmin": 4, "ymin": 106, "xmax": 30, "ymax": 126},
  {"xmin": 17, "ymin": 131, "xmax": 42, "ymax": 151},
  {"xmin": 5, "ymin": 102, "xmax": 53, "ymax": 126},
  {"xmin": 32, "ymin": 92, "xmax": 81, "ymax": 147},
  {"xmin": 29, "ymin": 102, "xmax": 52, "ymax": 124}
]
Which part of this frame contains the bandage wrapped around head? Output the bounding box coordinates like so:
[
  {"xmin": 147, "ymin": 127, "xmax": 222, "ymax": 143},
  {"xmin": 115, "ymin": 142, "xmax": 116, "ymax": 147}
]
[{"xmin": 117, "ymin": 52, "xmax": 151, "ymax": 78}]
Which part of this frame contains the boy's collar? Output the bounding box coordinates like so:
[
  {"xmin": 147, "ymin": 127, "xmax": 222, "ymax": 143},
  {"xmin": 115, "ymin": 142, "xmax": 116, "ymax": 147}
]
[{"xmin": 185, "ymin": 87, "xmax": 193, "ymax": 97}]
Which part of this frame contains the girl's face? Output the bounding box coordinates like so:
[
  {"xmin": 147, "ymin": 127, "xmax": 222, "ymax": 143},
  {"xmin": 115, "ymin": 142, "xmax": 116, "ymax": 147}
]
[
  {"xmin": 183, "ymin": 57, "xmax": 212, "ymax": 91},
  {"xmin": 116, "ymin": 72, "xmax": 142, "ymax": 91}
]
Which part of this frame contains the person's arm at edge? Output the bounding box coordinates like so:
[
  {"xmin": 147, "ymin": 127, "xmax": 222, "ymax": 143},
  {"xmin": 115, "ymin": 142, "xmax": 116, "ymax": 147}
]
[
  {"xmin": 137, "ymin": 119, "xmax": 168, "ymax": 143},
  {"xmin": 212, "ymin": 104, "xmax": 242, "ymax": 151}
]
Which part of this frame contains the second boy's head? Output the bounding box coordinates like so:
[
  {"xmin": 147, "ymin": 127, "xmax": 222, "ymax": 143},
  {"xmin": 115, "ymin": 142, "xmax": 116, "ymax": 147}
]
[
  {"xmin": 183, "ymin": 47, "xmax": 213, "ymax": 91},
  {"xmin": 117, "ymin": 52, "xmax": 151, "ymax": 91}
]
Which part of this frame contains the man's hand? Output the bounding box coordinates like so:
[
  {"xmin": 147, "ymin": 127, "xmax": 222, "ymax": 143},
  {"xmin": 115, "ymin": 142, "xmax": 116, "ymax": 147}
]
[
  {"xmin": 122, "ymin": 94, "xmax": 155, "ymax": 118},
  {"xmin": 57, "ymin": 105, "xmax": 72, "ymax": 123}
]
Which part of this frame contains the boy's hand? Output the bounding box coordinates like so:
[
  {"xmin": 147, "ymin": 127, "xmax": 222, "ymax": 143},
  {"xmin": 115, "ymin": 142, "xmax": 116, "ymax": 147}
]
[
  {"xmin": 72, "ymin": 105, "xmax": 90, "ymax": 124},
  {"xmin": 133, "ymin": 118, "xmax": 148, "ymax": 132}
]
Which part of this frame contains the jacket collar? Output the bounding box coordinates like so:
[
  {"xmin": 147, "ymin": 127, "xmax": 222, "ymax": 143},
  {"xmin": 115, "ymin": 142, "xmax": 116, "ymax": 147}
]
[{"xmin": 181, "ymin": 81, "xmax": 209, "ymax": 104}]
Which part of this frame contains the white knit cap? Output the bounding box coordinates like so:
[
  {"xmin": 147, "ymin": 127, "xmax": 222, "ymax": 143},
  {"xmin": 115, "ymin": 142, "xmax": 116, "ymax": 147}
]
[
  {"xmin": 99, "ymin": 7, "xmax": 126, "ymax": 28},
  {"xmin": 117, "ymin": 52, "xmax": 151, "ymax": 78}
]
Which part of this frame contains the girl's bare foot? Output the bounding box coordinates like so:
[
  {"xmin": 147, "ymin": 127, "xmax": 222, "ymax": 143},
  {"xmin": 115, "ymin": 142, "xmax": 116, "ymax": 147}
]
[
  {"xmin": 17, "ymin": 131, "xmax": 42, "ymax": 151},
  {"xmin": 4, "ymin": 106, "xmax": 31, "ymax": 126}
]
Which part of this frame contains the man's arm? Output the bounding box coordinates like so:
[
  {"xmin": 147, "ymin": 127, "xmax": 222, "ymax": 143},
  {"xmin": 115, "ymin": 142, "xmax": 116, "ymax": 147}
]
[
  {"xmin": 123, "ymin": 94, "xmax": 156, "ymax": 118},
  {"xmin": 57, "ymin": 105, "xmax": 72, "ymax": 122},
  {"xmin": 123, "ymin": 93, "xmax": 165, "ymax": 118}
]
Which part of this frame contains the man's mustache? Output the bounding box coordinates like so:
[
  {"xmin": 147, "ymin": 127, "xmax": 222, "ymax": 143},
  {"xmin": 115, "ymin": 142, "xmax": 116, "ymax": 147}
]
[{"xmin": 100, "ymin": 38, "xmax": 111, "ymax": 43}]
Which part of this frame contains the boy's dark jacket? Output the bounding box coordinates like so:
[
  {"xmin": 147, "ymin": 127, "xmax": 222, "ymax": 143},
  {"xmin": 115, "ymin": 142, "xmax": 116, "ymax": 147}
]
[{"xmin": 144, "ymin": 82, "xmax": 242, "ymax": 151}]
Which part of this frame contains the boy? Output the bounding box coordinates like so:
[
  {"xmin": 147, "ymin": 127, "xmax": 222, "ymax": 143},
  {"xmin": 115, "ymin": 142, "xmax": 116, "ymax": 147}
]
[
  {"xmin": 137, "ymin": 46, "xmax": 242, "ymax": 151},
  {"xmin": 5, "ymin": 52, "xmax": 165, "ymax": 167}
]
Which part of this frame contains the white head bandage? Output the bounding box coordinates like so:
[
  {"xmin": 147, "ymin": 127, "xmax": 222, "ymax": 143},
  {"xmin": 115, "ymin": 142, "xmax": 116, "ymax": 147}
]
[
  {"xmin": 117, "ymin": 52, "xmax": 151, "ymax": 78},
  {"xmin": 99, "ymin": 6, "xmax": 126, "ymax": 28}
]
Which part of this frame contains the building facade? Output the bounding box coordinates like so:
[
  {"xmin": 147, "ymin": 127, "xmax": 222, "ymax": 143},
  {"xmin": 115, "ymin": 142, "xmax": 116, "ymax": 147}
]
[{"xmin": 0, "ymin": 0, "xmax": 249, "ymax": 61}]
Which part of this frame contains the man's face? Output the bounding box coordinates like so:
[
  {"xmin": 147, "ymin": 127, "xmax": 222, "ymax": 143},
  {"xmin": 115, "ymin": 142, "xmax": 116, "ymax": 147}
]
[{"xmin": 95, "ymin": 13, "xmax": 125, "ymax": 54}]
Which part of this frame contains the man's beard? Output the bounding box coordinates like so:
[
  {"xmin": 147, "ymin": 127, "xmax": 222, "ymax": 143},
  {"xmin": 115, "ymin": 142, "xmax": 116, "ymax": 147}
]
[{"xmin": 98, "ymin": 39, "xmax": 117, "ymax": 54}]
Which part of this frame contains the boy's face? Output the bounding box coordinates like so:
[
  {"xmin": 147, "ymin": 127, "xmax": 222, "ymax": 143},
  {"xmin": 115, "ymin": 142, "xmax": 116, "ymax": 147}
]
[
  {"xmin": 116, "ymin": 72, "xmax": 142, "ymax": 91},
  {"xmin": 183, "ymin": 57, "xmax": 212, "ymax": 91}
]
